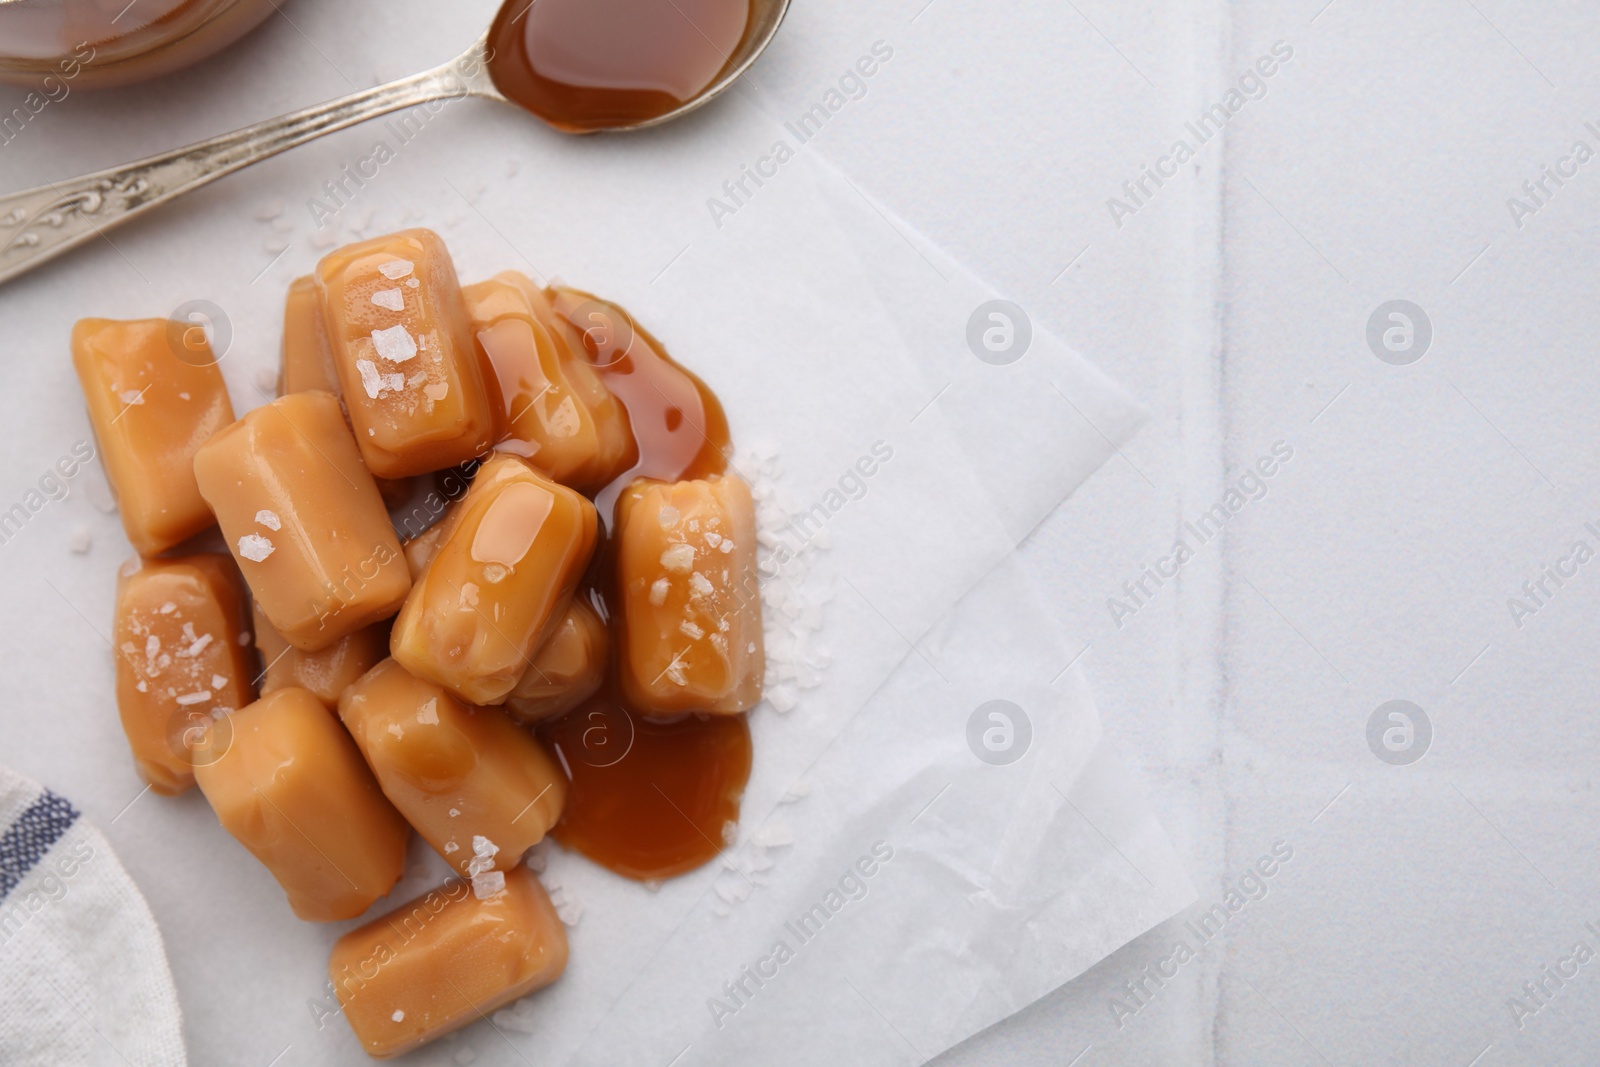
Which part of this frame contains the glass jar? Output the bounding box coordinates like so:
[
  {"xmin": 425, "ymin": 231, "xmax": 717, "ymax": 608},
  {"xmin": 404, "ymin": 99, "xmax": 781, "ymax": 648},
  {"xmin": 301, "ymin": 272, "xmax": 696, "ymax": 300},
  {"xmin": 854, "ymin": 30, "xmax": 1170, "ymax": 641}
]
[{"xmin": 0, "ymin": 0, "xmax": 277, "ymax": 89}]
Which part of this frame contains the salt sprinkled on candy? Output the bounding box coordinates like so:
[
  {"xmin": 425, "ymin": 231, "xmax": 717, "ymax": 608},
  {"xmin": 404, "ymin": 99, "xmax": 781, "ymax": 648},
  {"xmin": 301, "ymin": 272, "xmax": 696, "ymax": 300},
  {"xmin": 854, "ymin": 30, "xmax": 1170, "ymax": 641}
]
[
  {"xmin": 371, "ymin": 324, "xmax": 417, "ymax": 363},
  {"xmin": 175, "ymin": 690, "xmax": 211, "ymax": 705},
  {"xmin": 237, "ymin": 534, "xmax": 274, "ymax": 562},
  {"xmin": 381, "ymin": 372, "xmax": 405, "ymax": 393},
  {"xmin": 211, "ymin": 674, "xmax": 227, "ymax": 690},
  {"xmin": 660, "ymin": 544, "xmax": 694, "ymax": 573},
  {"xmin": 443, "ymin": 841, "xmax": 458, "ymax": 854},
  {"xmin": 648, "ymin": 578, "xmax": 669, "ymax": 606},
  {"xmin": 159, "ymin": 603, "xmax": 176, "ymax": 615},
  {"xmin": 377, "ymin": 258, "xmax": 414, "ymax": 280},
  {"xmin": 471, "ymin": 870, "xmax": 505, "ymax": 899},
  {"xmin": 391, "ymin": 1010, "xmax": 405, "ymax": 1023},
  {"xmin": 254, "ymin": 509, "xmax": 281, "ymax": 531},
  {"xmin": 658, "ymin": 505, "xmax": 680, "ymax": 527},
  {"xmin": 356, "ymin": 359, "xmax": 383, "ymax": 399},
  {"xmin": 371, "ymin": 288, "xmax": 405, "ymax": 311},
  {"xmin": 182, "ymin": 632, "xmax": 213, "ymax": 657}
]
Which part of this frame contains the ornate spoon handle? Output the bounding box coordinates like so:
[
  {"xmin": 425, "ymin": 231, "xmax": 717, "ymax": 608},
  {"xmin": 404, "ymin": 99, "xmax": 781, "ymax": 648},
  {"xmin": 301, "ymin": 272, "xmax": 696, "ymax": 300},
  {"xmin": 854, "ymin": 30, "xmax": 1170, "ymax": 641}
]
[{"xmin": 0, "ymin": 38, "xmax": 495, "ymax": 287}]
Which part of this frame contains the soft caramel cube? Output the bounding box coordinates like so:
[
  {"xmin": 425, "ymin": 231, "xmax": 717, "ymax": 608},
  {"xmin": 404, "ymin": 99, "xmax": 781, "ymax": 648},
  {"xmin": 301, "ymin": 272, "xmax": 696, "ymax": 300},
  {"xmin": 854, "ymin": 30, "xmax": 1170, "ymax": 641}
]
[
  {"xmin": 254, "ymin": 604, "xmax": 388, "ymax": 708},
  {"xmin": 618, "ymin": 476, "xmax": 764, "ymax": 715},
  {"xmin": 193, "ymin": 391, "xmax": 410, "ymax": 652},
  {"xmin": 522, "ymin": 277, "xmax": 634, "ymax": 487},
  {"xmin": 390, "ymin": 454, "xmax": 597, "ymax": 705},
  {"xmin": 194, "ymin": 687, "xmax": 409, "ymax": 921},
  {"xmin": 72, "ymin": 318, "xmax": 234, "ymax": 555},
  {"xmin": 316, "ymin": 229, "xmax": 499, "ymax": 478},
  {"xmin": 464, "ymin": 273, "xmax": 619, "ymax": 489},
  {"xmin": 338, "ymin": 659, "xmax": 565, "ymax": 876},
  {"xmin": 281, "ymin": 275, "xmax": 340, "ymax": 396},
  {"xmin": 504, "ymin": 599, "xmax": 607, "ymax": 725},
  {"xmin": 330, "ymin": 866, "xmax": 567, "ymax": 1058},
  {"xmin": 113, "ymin": 554, "xmax": 254, "ymax": 795}
]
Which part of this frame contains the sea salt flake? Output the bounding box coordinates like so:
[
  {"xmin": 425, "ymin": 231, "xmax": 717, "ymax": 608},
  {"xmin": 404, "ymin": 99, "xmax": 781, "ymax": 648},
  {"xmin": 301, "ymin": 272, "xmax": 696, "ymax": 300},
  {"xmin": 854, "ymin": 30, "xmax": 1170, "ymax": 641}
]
[
  {"xmin": 689, "ymin": 572, "xmax": 714, "ymax": 598},
  {"xmin": 406, "ymin": 278, "xmax": 420, "ymax": 288},
  {"xmin": 382, "ymin": 372, "xmax": 405, "ymax": 393},
  {"xmin": 680, "ymin": 620, "xmax": 704, "ymax": 640},
  {"xmin": 158, "ymin": 603, "xmax": 176, "ymax": 615},
  {"xmin": 658, "ymin": 506, "xmax": 680, "ymax": 528},
  {"xmin": 356, "ymin": 359, "xmax": 383, "ymax": 398},
  {"xmin": 649, "ymin": 578, "xmax": 669, "ymax": 606},
  {"xmin": 175, "ymin": 690, "xmax": 211, "ymax": 706},
  {"xmin": 705, "ymin": 532, "xmax": 722, "ymax": 547},
  {"xmin": 144, "ymin": 635, "xmax": 160, "ymax": 659},
  {"xmin": 118, "ymin": 389, "xmax": 145, "ymax": 405},
  {"xmin": 211, "ymin": 674, "xmax": 227, "ymax": 690},
  {"xmin": 371, "ymin": 288, "xmax": 405, "ymax": 311},
  {"xmin": 472, "ymin": 870, "xmax": 506, "ymax": 899},
  {"xmin": 254, "ymin": 509, "xmax": 281, "ymax": 531},
  {"xmin": 377, "ymin": 258, "xmax": 414, "ymax": 280},
  {"xmin": 387, "ymin": 722, "xmax": 404, "ymax": 738},
  {"xmin": 237, "ymin": 534, "xmax": 274, "ymax": 562},
  {"xmin": 443, "ymin": 841, "xmax": 459, "ymax": 854},
  {"xmin": 182, "ymin": 633, "xmax": 213, "ymax": 657},
  {"xmin": 660, "ymin": 544, "xmax": 694, "ymax": 573},
  {"xmin": 391, "ymin": 1010, "xmax": 405, "ymax": 1023},
  {"xmin": 371, "ymin": 325, "xmax": 417, "ymax": 363},
  {"xmin": 720, "ymin": 540, "xmax": 735, "ymax": 554}
]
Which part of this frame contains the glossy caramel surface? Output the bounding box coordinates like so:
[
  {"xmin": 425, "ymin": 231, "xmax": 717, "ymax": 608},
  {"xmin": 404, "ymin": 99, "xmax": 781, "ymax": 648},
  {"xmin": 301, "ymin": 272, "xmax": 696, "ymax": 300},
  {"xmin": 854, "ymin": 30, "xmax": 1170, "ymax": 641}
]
[
  {"xmin": 113, "ymin": 554, "xmax": 254, "ymax": 795},
  {"xmin": 487, "ymin": 0, "xmax": 754, "ymax": 132},
  {"xmin": 390, "ymin": 453, "xmax": 597, "ymax": 705},
  {"xmin": 195, "ymin": 687, "xmax": 409, "ymax": 922},
  {"xmin": 330, "ymin": 866, "xmax": 567, "ymax": 1058},
  {"xmin": 193, "ymin": 391, "xmax": 410, "ymax": 652},
  {"xmin": 280, "ymin": 274, "xmax": 341, "ymax": 397},
  {"xmin": 72, "ymin": 317, "xmax": 234, "ymax": 555},
  {"xmin": 339, "ymin": 659, "xmax": 566, "ymax": 877}
]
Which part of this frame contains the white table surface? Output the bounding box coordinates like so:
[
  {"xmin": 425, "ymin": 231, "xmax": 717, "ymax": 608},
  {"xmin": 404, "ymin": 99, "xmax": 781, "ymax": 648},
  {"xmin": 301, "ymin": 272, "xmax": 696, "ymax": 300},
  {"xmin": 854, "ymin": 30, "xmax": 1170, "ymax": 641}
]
[{"xmin": 5, "ymin": 0, "xmax": 1597, "ymax": 1064}]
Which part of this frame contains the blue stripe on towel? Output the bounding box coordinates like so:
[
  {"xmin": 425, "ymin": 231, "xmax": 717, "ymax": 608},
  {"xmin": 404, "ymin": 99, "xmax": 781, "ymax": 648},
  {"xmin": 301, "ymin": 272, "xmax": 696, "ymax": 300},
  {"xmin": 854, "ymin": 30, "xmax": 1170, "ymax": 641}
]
[{"xmin": 0, "ymin": 790, "xmax": 79, "ymax": 901}]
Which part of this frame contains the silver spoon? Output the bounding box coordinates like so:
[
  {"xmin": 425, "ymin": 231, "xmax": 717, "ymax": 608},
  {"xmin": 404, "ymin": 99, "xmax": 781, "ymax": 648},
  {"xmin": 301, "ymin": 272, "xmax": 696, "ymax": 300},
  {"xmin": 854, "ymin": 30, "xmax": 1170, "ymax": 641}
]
[{"xmin": 0, "ymin": 6, "xmax": 788, "ymax": 288}]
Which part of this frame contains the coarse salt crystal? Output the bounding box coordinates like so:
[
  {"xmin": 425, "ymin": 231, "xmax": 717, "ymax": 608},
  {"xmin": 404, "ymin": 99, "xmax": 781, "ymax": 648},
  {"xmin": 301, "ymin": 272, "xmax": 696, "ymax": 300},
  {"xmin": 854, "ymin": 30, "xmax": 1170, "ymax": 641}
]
[
  {"xmin": 649, "ymin": 578, "xmax": 669, "ymax": 606},
  {"xmin": 182, "ymin": 633, "xmax": 213, "ymax": 657},
  {"xmin": 472, "ymin": 870, "xmax": 506, "ymax": 899},
  {"xmin": 391, "ymin": 1010, "xmax": 405, "ymax": 1023},
  {"xmin": 406, "ymin": 277, "xmax": 420, "ymax": 288},
  {"xmin": 211, "ymin": 674, "xmax": 227, "ymax": 690},
  {"xmin": 658, "ymin": 506, "xmax": 680, "ymax": 527},
  {"xmin": 371, "ymin": 288, "xmax": 405, "ymax": 311},
  {"xmin": 719, "ymin": 540, "xmax": 735, "ymax": 554},
  {"xmin": 689, "ymin": 572, "xmax": 713, "ymax": 598},
  {"xmin": 371, "ymin": 325, "xmax": 417, "ymax": 363},
  {"xmin": 448, "ymin": 807, "xmax": 460, "ymax": 817},
  {"xmin": 377, "ymin": 258, "xmax": 414, "ymax": 280},
  {"xmin": 118, "ymin": 389, "xmax": 145, "ymax": 406},
  {"xmin": 145, "ymin": 635, "xmax": 160, "ymax": 658},
  {"xmin": 660, "ymin": 544, "xmax": 694, "ymax": 573},
  {"xmin": 175, "ymin": 690, "xmax": 211, "ymax": 706},
  {"xmin": 705, "ymin": 532, "xmax": 722, "ymax": 547},
  {"xmin": 159, "ymin": 603, "xmax": 176, "ymax": 614},
  {"xmin": 382, "ymin": 372, "xmax": 405, "ymax": 393},
  {"xmin": 387, "ymin": 722, "xmax": 404, "ymax": 739},
  {"xmin": 680, "ymin": 620, "xmax": 704, "ymax": 639},
  {"xmin": 356, "ymin": 359, "xmax": 383, "ymax": 399},
  {"xmin": 237, "ymin": 534, "xmax": 274, "ymax": 562},
  {"xmin": 254, "ymin": 509, "xmax": 281, "ymax": 531},
  {"xmin": 443, "ymin": 841, "xmax": 459, "ymax": 854}
]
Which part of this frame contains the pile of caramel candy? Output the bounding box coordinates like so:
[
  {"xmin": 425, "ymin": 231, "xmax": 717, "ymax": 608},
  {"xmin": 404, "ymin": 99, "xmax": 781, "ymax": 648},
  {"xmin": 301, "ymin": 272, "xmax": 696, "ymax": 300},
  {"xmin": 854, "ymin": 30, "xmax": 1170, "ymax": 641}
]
[{"xmin": 71, "ymin": 229, "xmax": 764, "ymax": 1058}]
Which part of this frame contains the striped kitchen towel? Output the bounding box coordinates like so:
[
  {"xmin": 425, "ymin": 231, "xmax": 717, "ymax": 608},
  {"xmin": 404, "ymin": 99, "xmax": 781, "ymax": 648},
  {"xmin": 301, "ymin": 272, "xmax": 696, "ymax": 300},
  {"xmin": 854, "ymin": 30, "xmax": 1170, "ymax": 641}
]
[{"xmin": 0, "ymin": 767, "xmax": 186, "ymax": 1066}]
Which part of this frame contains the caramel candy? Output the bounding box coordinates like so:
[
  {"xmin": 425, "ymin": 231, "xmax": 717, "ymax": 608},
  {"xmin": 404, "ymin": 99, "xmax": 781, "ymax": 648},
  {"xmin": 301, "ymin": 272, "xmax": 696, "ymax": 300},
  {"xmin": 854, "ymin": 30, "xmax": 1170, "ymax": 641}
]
[
  {"xmin": 316, "ymin": 229, "xmax": 499, "ymax": 478},
  {"xmin": 280, "ymin": 275, "xmax": 340, "ymax": 396},
  {"xmin": 390, "ymin": 454, "xmax": 597, "ymax": 705},
  {"xmin": 520, "ymin": 276, "xmax": 634, "ymax": 487},
  {"xmin": 254, "ymin": 604, "xmax": 388, "ymax": 708},
  {"xmin": 338, "ymin": 659, "xmax": 565, "ymax": 876},
  {"xmin": 193, "ymin": 391, "xmax": 410, "ymax": 652},
  {"xmin": 113, "ymin": 554, "xmax": 254, "ymax": 795},
  {"xmin": 464, "ymin": 273, "xmax": 628, "ymax": 489},
  {"xmin": 329, "ymin": 866, "xmax": 567, "ymax": 1058},
  {"xmin": 194, "ymin": 687, "xmax": 409, "ymax": 921},
  {"xmin": 618, "ymin": 476, "xmax": 764, "ymax": 714},
  {"xmin": 72, "ymin": 317, "xmax": 234, "ymax": 555},
  {"xmin": 504, "ymin": 599, "xmax": 606, "ymax": 724}
]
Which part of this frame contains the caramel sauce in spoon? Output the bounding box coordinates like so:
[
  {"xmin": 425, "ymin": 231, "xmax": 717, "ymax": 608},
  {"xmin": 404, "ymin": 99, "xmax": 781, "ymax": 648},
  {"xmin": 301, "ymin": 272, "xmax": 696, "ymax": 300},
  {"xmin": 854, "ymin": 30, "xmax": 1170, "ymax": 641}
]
[{"xmin": 487, "ymin": 0, "xmax": 757, "ymax": 132}]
